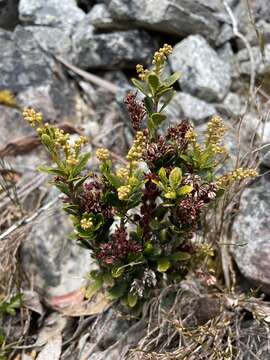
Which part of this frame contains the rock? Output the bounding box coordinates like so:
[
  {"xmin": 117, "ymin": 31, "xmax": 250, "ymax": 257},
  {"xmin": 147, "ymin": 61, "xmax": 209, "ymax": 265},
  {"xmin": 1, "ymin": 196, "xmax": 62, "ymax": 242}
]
[
  {"xmin": 19, "ymin": 0, "xmax": 85, "ymax": 34},
  {"xmin": 0, "ymin": 26, "xmax": 78, "ymax": 119},
  {"xmin": 88, "ymin": 4, "xmax": 125, "ymax": 30},
  {"xmin": 108, "ymin": 0, "xmax": 220, "ymax": 42},
  {"xmin": 21, "ymin": 189, "xmax": 92, "ymax": 297},
  {"xmin": 167, "ymin": 92, "xmax": 216, "ymax": 125},
  {"xmin": 170, "ymin": 35, "xmax": 231, "ymax": 102},
  {"xmin": 73, "ymin": 29, "xmax": 155, "ymax": 69},
  {"xmin": 262, "ymin": 150, "xmax": 270, "ymax": 168},
  {"xmin": 231, "ymin": 177, "xmax": 270, "ymax": 294},
  {"xmin": 237, "ymin": 45, "xmax": 270, "ymax": 77},
  {"xmin": 216, "ymin": 92, "xmax": 243, "ymax": 117},
  {"xmin": 24, "ymin": 26, "xmax": 72, "ymax": 58},
  {"xmin": 0, "ymin": 0, "xmax": 19, "ymax": 30}
]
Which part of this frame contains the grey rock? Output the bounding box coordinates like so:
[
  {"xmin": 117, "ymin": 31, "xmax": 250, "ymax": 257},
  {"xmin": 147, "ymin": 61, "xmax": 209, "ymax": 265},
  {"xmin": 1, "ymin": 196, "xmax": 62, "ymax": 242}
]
[
  {"xmin": 231, "ymin": 177, "xmax": 270, "ymax": 294},
  {"xmin": 21, "ymin": 190, "xmax": 92, "ymax": 297},
  {"xmin": 0, "ymin": 0, "xmax": 19, "ymax": 30},
  {"xmin": 73, "ymin": 29, "xmax": 155, "ymax": 69},
  {"xmin": 167, "ymin": 92, "xmax": 216, "ymax": 125},
  {"xmin": 216, "ymin": 92, "xmax": 243, "ymax": 117},
  {"xmin": 170, "ymin": 35, "xmax": 231, "ymax": 102},
  {"xmin": 24, "ymin": 26, "xmax": 72, "ymax": 58},
  {"xmin": 108, "ymin": 0, "xmax": 220, "ymax": 42},
  {"xmin": 88, "ymin": 4, "xmax": 125, "ymax": 30},
  {"xmin": 19, "ymin": 0, "xmax": 85, "ymax": 34},
  {"xmin": 262, "ymin": 150, "xmax": 270, "ymax": 168},
  {"xmin": 234, "ymin": 0, "xmax": 270, "ymax": 50},
  {"xmin": 0, "ymin": 27, "xmax": 77, "ymax": 119},
  {"xmin": 237, "ymin": 45, "xmax": 270, "ymax": 77}
]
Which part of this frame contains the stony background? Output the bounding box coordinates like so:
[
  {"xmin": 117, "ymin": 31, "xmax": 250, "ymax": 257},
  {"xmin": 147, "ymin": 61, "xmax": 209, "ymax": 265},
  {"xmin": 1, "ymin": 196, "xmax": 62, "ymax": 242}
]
[{"xmin": 1, "ymin": 1, "xmax": 270, "ymax": 357}]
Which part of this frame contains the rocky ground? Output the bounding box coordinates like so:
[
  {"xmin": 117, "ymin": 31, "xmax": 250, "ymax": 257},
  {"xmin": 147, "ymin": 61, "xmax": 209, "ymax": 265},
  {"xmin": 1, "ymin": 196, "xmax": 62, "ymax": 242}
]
[{"xmin": 1, "ymin": 0, "xmax": 270, "ymax": 359}]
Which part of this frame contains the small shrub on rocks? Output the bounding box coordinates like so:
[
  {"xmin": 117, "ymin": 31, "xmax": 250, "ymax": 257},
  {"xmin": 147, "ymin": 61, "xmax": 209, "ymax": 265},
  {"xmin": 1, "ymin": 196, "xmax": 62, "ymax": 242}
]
[{"xmin": 23, "ymin": 45, "xmax": 257, "ymax": 310}]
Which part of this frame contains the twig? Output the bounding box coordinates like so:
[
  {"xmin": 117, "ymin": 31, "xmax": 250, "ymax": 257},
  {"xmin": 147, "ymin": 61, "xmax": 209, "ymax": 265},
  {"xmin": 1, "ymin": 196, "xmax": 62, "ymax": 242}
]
[
  {"xmin": 0, "ymin": 196, "xmax": 59, "ymax": 240},
  {"xmin": 55, "ymin": 56, "xmax": 120, "ymax": 94}
]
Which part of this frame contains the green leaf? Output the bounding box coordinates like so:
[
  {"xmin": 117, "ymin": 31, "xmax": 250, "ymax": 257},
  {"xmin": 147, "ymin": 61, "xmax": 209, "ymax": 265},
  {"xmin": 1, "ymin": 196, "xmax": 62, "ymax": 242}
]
[
  {"xmin": 159, "ymin": 89, "xmax": 176, "ymax": 112},
  {"xmin": 107, "ymin": 283, "xmax": 127, "ymax": 300},
  {"xmin": 144, "ymin": 241, "xmax": 154, "ymax": 255},
  {"xmin": 127, "ymin": 293, "xmax": 138, "ymax": 308},
  {"xmin": 111, "ymin": 265, "xmax": 124, "ymax": 278},
  {"xmin": 38, "ymin": 166, "xmax": 66, "ymax": 177},
  {"xmin": 105, "ymin": 173, "xmax": 122, "ymax": 189},
  {"xmin": 177, "ymin": 185, "xmax": 193, "ymax": 196},
  {"xmin": 55, "ymin": 182, "xmax": 71, "ymax": 196},
  {"xmin": 157, "ymin": 257, "xmax": 171, "ymax": 272},
  {"xmin": 171, "ymin": 251, "xmax": 191, "ymax": 261},
  {"xmin": 144, "ymin": 96, "xmax": 153, "ymax": 115},
  {"xmin": 169, "ymin": 167, "xmax": 182, "ymax": 189},
  {"xmin": 164, "ymin": 190, "xmax": 177, "ymax": 199},
  {"xmin": 163, "ymin": 71, "xmax": 181, "ymax": 87},
  {"xmin": 131, "ymin": 78, "xmax": 149, "ymax": 96},
  {"xmin": 158, "ymin": 167, "xmax": 168, "ymax": 184},
  {"xmin": 85, "ymin": 279, "xmax": 103, "ymax": 299},
  {"xmin": 103, "ymin": 273, "xmax": 115, "ymax": 287},
  {"xmin": 151, "ymin": 113, "xmax": 166, "ymax": 128},
  {"xmin": 63, "ymin": 204, "xmax": 79, "ymax": 216},
  {"xmin": 71, "ymin": 153, "xmax": 91, "ymax": 177},
  {"xmin": 148, "ymin": 74, "xmax": 159, "ymax": 93}
]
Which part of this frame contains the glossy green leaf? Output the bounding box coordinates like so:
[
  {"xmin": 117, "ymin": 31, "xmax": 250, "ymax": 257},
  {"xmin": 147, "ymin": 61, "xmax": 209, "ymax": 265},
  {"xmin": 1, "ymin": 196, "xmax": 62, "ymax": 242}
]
[
  {"xmin": 144, "ymin": 96, "xmax": 153, "ymax": 115},
  {"xmin": 171, "ymin": 251, "xmax": 191, "ymax": 261},
  {"xmin": 151, "ymin": 113, "xmax": 166, "ymax": 128},
  {"xmin": 131, "ymin": 78, "xmax": 149, "ymax": 96},
  {"xmin": 158, "ymin": 167, "xmax": 167, "ymax": 184},
  {"xmin": 148, "ymin": 74, "xmax": 159, "ymax": 93},
  {"xmin": 127, "ymin": 293, "xmax": 138, "ymax": 308},
  {"xmin": 85, "ymin": 279, "xmax": 103, "ymax": 299},
  {"xmin": 157, "ymin": 257, "xmax": 171, "ymax": 272},
  {"xmin": 71, "ymin": 153, "xmax": 91, "ymax": 177},
  {"xmin": 163, "ymin": 71, "xmax": 181, "ymax": 87},
  {"xmin": 169, "ymin": 167, "xmax": 182, "ymax": 189},
  {"xmin": 111, "ymin": 265, "xmax": 124, "ymax": 278},
  {"xmin": 177, "ymin": 185, "xmax": 193, "ymax": 196},
  {"xmin": 159, "ymin": 89, "xmax": 176, "ymax": 112},
  {"xmin": 38, "ymin": 165, "xmax": 66, "ymax": 177}
]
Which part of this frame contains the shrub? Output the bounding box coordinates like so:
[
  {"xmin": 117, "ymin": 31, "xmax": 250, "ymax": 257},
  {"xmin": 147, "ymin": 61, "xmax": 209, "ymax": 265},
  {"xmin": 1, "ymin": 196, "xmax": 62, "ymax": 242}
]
[{"xmin": 23, "ymin": 45, "xmax": 257, "ymax": 310}]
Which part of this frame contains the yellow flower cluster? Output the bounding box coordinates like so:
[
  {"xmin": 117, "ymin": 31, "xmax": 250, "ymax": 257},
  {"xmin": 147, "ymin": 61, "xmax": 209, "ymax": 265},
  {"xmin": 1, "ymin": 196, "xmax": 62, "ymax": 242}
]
[
  {"xmin": 0, "ymin": 90, "xmax": 17, "ymax": 108},
  {"xmin": 117, "ymin": 185, "xmax": 131, "ymax": 201},
  {"xmin": 136, "ymin": 64, "xmax": 150, "ymax": 81},
  {"xmin": 206, "ymin": 116, "xmax": 227, "ymax": 154},
  {"xmin": 185, "ymin": 128, "xmax": 197, "ymax": 143},
  {"xmin": 127, "ymin": 131, "xmax": 146, "ymax": 161},
  {"xmin": 23, "ymin": 107, "xmax": 43, "ymax": 127},
  {"xmin": 116, "ymin": 167, "xmax": 129, "ymax": 181},
  {"xmin": 96, "ymin": 148, "xmax": 110, "ymax": 161},
  {"xmin": 216, "ymin": 168, "xmax": 258, "ymax": 188},
  {"xmin": 152, "ymin": 44, "xmax": 173, "ymax": 66},
  {"xmin": 80, "ymin": 218, "xmax": 93, "ymax": 230}
]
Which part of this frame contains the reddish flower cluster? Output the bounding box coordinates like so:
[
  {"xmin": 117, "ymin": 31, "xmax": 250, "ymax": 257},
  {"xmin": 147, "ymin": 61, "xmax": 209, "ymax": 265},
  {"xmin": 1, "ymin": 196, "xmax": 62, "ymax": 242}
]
[
  {"xmin": 96, "ymin": 226, "xmax": 142, "ymax": 265},
  {"xmin": 176, "ymin": 175, "xmax": 217, "ymax": 227},
  {"xmin": 80, "ymin": 178, "xmax": 113, "ymax": 219},
  {"xmin": 124, "ymin": 92, "xmax": 146, "ymax": 131},
  {"xmin": 138, "ymin": 173, "xmax": 161, "ymax": 238},
  {"xmin": 143, "ymin": 136, "xmax": 174, "ymax": 169},
  {"xmin": 166, "ymin": 120, "xmax": 191, "ymax": 151}
]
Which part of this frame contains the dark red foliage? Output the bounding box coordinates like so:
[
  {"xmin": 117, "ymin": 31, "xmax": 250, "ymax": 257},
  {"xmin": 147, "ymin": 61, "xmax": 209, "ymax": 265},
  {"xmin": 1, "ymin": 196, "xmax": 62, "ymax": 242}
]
[
  {"xmin": 80, "ymin": 178, "xmax": 113, "ymax": 219},
  {"xmin": 124, "ymin": 92, "xmax": 146, "ymax": 131},
  {"xmin": 166, "ymin": 120, "xmax": 191, "ymax": 151},
  {"xmin": 138, "ymin": 173, "xmax": 161, "ymax": 238},
  {"xmin": 97, "ymin": 226, "xmax": 142, "ymax": 265},
  {"xmin": 143, "ymin": 136, "xmax": 174, "ymax": 169},
  {"xmin": 176, "ymin": 198, "xmax": 205, "ymax": 226}
]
